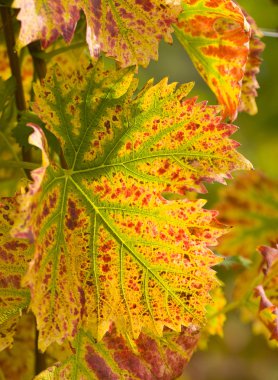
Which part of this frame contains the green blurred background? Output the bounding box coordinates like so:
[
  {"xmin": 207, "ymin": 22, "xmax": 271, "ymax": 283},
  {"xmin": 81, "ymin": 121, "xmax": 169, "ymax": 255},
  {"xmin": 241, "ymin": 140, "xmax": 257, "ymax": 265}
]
[{"xmin": 138, "ymin": 1, "xmax": 278, "ymax": 379}]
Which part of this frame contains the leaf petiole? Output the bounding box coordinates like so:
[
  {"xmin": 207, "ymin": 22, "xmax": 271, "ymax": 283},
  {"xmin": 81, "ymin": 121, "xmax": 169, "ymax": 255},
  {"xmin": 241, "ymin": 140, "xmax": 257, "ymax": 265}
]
[{"xmin": 0, "ymin": 160, "xmax": 39, "ymax": 170}]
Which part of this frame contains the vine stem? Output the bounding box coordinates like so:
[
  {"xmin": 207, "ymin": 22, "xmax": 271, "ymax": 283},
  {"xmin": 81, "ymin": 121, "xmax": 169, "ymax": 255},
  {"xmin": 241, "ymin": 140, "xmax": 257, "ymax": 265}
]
[
  {"xmin": 261, "ymin": 29, "xmax": 278, "ymax": 38},
  {"xmin": 28, "ymin": 40, "xmax": 47, "ymax": 82},
  {"xmin": 34, "ymin": 319, "xmax": 46, "ymax": 375},
  {"xmin": 0, "ymin": 6, "xmax": 26, "ymax": 111},
  {"xmin": 0, "ymin": 160, "xmax": 38, "ymax": 170},
  {"xmin": 0, "ymin": 6, "xmax": 32, "ymax": 167},
  {"xmin": 208, "ymin": 300, "xmax": 242, "ymax": 321}
]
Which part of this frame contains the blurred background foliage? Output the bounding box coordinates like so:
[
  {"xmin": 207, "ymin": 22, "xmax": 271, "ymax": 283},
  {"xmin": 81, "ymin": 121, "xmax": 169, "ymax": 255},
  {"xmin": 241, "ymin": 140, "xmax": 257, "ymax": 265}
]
[{"xmin": 139, "ymin": 0, "xmax": 278, "ymax": 379}]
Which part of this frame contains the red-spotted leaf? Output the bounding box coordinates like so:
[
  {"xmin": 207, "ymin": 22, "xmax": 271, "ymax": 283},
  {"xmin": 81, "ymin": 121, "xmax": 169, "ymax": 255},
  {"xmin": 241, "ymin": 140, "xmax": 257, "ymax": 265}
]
[
  {"xmin": 238, "ymin": 10, "xmax": 265, "ymax": 115},
  {"xmin": 13, "ymin": 61, "xmax": 250, "ymax": 351},
  {"xmin": 35, "ymin": 326, "xmax": 200, "ymax": 380},
  {"xmin": 14, "ymin": 0, "xmax": 181, "ymax": 67},
  {"xmin": 254, "ymin": 245, "xmax": 278, "ymax": 342},
  {"xmin": 174, "ymin": 0, "xmax": 250, "ymax": 120},
  {"xmin": 0, "ymin": 197, "xmax": 32, "ymax": 351}
]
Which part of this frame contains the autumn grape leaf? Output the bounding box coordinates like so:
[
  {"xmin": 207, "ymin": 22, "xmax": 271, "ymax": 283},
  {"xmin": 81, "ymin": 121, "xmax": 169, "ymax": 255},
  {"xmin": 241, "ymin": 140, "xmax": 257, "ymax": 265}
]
[
  {"xmin": 254, "ymin": 245, "xmax": 278, "ymax": 342},
  {"xmin": 238, "ymin": 10, "xmax": 265, "ymax": 115},
  {"xmin": 14, "ymin": 0, "xmax": 181, "ymax": 67},
  {"xmin": 35, "ymin": 326, "xmax": 200, "ymax": 380},
  {"xmin": 174, "ymin": 0, "xmax": 250, "ymax": 120},
  {"xmin": 13, "ymin": 61, "xmax": 250, "ymax": 351},
  {"xmin": 216, "ymin": 171, "xmax": 278, "ymax": 259},
  {"xmin": 0, "ymin": 197, "xmax": 32, "ymax": 351}
]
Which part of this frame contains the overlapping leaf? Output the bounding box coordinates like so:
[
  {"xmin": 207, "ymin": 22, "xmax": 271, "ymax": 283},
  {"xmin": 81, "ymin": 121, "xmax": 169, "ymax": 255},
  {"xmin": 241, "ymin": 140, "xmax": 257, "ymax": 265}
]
[
  {"xmin": 12, "ymin": 61, "xmax": 250, "ymax": 351},
  {"xmin": 0, "ymin": 44, "xmax": 34, "ymax": 103},
  {"xmin": 215, "ymin": 171, "xmax": 278, "ymax": 344},
  {"xmin": 198, "ymin": 287, "xmax": 226, "ymax": 350},
  {"xmin": 35, "ymin": 326, "xmax": 200, "ymax": 380},
  {"xmin": 216, "ymin": 171, "xmax": 278, "ymax": 258},
  {"xmin": 238, "ymin": 10, "xmax": 265, "ymax": 115},
  {"xmin": 0, "ymin": 197, "xmax": 32, "ymax": 350},
  {"xmin": 0, "ymin": 313, "xmax": 35, "ymax": 380},
  {"xmin": 14, "ymin": 0, "xmax": 181, "ymax": 67},
  {"xmin": 254, "ymin": 245, "xmax": 278, "ymax": 342},
  {"xmin": 0, "ymin": 77, "xmax": 24, "ymax": 197},
  {"xmin": 174, "ymin": 0, "xmax": 250, "ymax": 120}
]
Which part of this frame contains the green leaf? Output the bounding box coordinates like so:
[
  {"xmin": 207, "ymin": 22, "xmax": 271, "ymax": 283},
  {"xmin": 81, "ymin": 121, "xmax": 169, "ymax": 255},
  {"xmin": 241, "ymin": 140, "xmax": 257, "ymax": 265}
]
[
  {"xmin": 13, "ymin": 60, "xmax": 250, "ymax": 351},
  {"xmin": 14, "ymin": 0, "xmax": 181, "ymax": 67},
  {"xmin": 174, "ymin": 0, "xmax": 250, "ymax": 120}
]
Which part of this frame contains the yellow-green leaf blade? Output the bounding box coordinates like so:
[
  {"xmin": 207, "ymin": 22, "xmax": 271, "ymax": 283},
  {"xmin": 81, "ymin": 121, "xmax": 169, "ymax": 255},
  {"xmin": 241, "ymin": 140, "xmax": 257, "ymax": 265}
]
[{"xmin": 14, "ymin": 62, "xmax": 250, "ymax": 350}]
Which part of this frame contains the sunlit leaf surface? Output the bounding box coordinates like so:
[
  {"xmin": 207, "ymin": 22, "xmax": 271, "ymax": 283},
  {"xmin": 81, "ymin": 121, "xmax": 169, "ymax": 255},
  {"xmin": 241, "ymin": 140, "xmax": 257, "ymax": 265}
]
[
  {"xmin": 174, "ymin": 0, "xmax": 250, "ymax": 120},
  {"xmin": 13, "ymin": 61, "xmax": 250, "ymax": 351},
  {"xmin": 14, "ymin": 0, "xmax": 181, "ymax": 67}
]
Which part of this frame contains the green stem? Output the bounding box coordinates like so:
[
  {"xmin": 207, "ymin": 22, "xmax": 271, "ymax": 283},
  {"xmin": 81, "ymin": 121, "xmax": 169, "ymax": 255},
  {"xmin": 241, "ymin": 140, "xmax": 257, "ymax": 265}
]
[
  {"xmin": 208, "ymin": 300, "xmax": 242, "ymax": 321},
  {"xmin": 0, "ymin": 7, "xmax": 26, "ymax": 111},
  {"xmin": 28, "ymin": 41, "xmax": 47, "ymax": 82},
  {"xmin": 32, "ymin": 41, "xmax": 87, "ymax": 61},
  {"xmin": 0, "ymin": 6, "xmax": 32, "ymax": 169},
  {"xmin": 34, "ymin": 321, "xmax": 46, "ymax": 375},
  {"xmin": 0, "ymin": 160, "xmax": 39, "ymax": 170}
]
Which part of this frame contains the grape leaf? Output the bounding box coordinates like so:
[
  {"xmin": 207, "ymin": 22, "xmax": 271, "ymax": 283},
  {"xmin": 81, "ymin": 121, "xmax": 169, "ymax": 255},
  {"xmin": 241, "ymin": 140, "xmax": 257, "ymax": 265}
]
[
  {"xmin": 254, "ymin": 245, "xmax": 278, "ymax": 342},
  {"xmin": 35, "ymin": 326, "xmax": 200, "ymax": 380},
  {"xmin": 174, "ymin": 0, "xmax": 250, "ymax": 120},
  {"xmin": 13, "ymin": 61, "xmax": 250, "ymax": 351},
  {"xmin": 0, "ymin": 197, "xmax": 32, "ymax": 351},
  {"xmin": 238, "ymin": 10, "xmax": 265, "ymax": 115},
  {"xmin": 13, "ymin": 0, "xmax": 181, "ymax": 67},
  {"xmin": 216, "ymin": 171, "xmax": 278, "ymax": 259}
]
